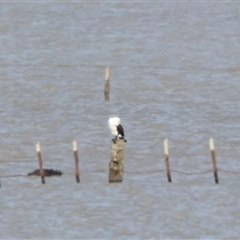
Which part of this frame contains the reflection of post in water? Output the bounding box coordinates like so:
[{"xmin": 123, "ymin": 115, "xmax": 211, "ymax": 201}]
[
  {"xmin": 104, "ymin": 67, "xmax": 110, "ymax": 101},
  {"xmin": 209, "ymin": 137, "xmax": 219, "ymax": 184},
  {"xmin": 73, "ymin": 140, "xmax": 80, "ymax": 183},
  {"xmin": 36, "ymin": 142, "xmax": 45, "ymax": 184},
  {"xmin": 109, "ymin": 139, "xmax": 125, "ymax": 183},
  {"xmin": 164, "ymin": 138, "xmax": 172, "ymax": 182}
]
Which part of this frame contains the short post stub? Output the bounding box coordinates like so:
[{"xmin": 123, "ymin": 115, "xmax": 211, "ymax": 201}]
[
  {"xmin": 109, "ymin": 139, "xmax": 125, "ymax": 183},
  {"xmin": 104, "ymin": 67, "xmax": 110, "ymax": 101},
  {"xmin": 209, "ymin": 137, "xmax": 219, "ymax": 184},
  {"xmin": 36, "ymin": 142, "xmax": 45, "ymax": 184},
  {"xmin": 73, "ymin": 140, "xmax": 80, "ymax": 183},
  {"xmin": 164, "ymin": 138, "xmax": 172, "ymax": 182}
]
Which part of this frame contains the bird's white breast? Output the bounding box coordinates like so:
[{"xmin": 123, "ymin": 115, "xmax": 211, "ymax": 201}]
[{"xmin": 108, "ymin": 117, "xmax": 120, "ymax": 135}]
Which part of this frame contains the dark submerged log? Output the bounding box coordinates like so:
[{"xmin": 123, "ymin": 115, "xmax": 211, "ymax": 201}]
[{"xmin": 27, "ymin": 169, "xmax": 62, "ymax": 177}]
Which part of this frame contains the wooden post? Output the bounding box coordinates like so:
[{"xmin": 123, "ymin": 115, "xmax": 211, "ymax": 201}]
[
  {"xmin": 209, "ymin": 137, "xmax": 219, "ymax": 184},
  {"xmin": 104, "ymin": 67, "xmax": 110, "ymax": 101},
  {"xmin": 36, "ymin": 142, "xmax": 45, "ymax": 184},
  {"xmin": 109, "ymin": 139, "xmax": 125, "ymax": 183},
  {"xmin": 164, "ymin": 138, "xmax": 172, "ymax": 182},
  {"xmin": 73, "ymin": 140, "xmax": 80, "ymax": 183}
]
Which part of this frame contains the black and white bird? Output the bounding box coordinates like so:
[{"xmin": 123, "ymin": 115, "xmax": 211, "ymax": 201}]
[{"xmin": 108, "ymin": 117, "xmax": 127, "ymax": 143}]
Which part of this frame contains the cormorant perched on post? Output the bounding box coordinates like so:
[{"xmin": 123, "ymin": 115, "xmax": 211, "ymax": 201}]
[{"xmin": 108, "ymin": 117, "xmax": 127, "ymax": 143}]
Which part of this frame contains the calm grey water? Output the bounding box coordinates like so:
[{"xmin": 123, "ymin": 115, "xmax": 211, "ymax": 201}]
[{"xmin": 1, "ymin": 2, "xmax": 240, "ymax": 239}]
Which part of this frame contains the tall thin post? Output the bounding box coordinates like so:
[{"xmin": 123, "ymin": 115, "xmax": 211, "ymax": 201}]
[
  {"xmin": 209, "ymin": 137, "xmax": 219, "ymax": 184},
  {"xmin": 104, "ymin": 67, "xmax": 110, "ymax": 101},
  {"xmin": 73, "ymin": 140, "xmax": 80, "ymax": 183},
  {"xmin": 36, "ymin": 142, "xmax": 45, "ymax": 184},
  {"xmin": 109, "ymin": 139, "xmax": 125, "ymax": 183},
  {"xmin": 164, "ymin": 138, "xmax": 172, "ymax": 182}
]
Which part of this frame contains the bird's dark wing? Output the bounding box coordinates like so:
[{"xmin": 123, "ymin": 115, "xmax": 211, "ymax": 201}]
[{"xmin": 117, "ymin": 124, "xmax": 124, "ymax": 138}]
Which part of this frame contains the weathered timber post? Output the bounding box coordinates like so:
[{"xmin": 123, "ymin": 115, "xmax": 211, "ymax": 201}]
[
  {"xmin": 109, "ymin": 139, "xmax": 125, "ymax": 183},
  {"xmin": 164, "ymin": 138, "xmax": 172, "ymax": 182},
  {"xmin": 36, "ymin": 142, "xmax": 45, "ymax": 184},
  {"xmin": 104, "ymin": 67, "xmax": 110, "ymax": 101},
  {"xmin": 73, "ymin": 140, "xmax": 80, "ymax": 183},
  {"xmin": 209, "ymin": 137, "xmax": 219, "ymax": 184}
]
